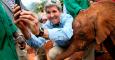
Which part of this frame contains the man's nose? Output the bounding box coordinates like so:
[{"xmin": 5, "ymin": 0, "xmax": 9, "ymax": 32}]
[{"xmin": 50, "ymin": 13, "xmax": 54, "ymax": 17}]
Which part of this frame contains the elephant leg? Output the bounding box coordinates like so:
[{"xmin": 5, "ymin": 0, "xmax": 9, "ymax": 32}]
[{"xmin": 103, "ymin": 36, "xmax": 115, "ymax": 60}]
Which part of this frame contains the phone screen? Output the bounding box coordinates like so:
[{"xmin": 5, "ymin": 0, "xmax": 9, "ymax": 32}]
[{"xmin": 15, "ymin": 0, "xmax": 20, "ymax": 6}]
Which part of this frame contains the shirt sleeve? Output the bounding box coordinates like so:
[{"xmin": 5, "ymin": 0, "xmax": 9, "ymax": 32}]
[
  {"xmin": 26, "ymin": 34, "xmax": 46, "ymax": 48},
  {"xmin": 64, "ymin": 0, "xmax": 82, "ymax": 17},
  {"xmin": 47, "ymin": 14, "xmax": 73, "ymax": 46}
]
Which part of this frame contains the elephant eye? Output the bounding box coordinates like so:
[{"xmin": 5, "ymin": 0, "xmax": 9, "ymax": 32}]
[{"xmin": 78, "ymin": 32, "xmax": 86, "ymax": 40}]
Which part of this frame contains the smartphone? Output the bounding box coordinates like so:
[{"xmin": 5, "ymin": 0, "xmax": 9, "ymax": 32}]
[
  {"xmin": 15, "ymin": 0, "xmax": 21, "ymax": 6},
  {"xmin": 15, "ymin": 0, "xmax": 28, "ymax": 10},
  {"xmin": 14, "ymin": 0, "xmax": 21, "ymax": 19}
]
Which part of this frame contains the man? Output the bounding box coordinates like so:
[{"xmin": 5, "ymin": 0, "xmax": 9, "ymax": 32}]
[
  {"xmin": 13, "ymin": 1, "xmax": 74, "ymax": 60},
  {"xmin": 0, "ymin": 1, "xmax": 18, "ymax": 60},
  {"xmin": 1, "ymin": 0, "xmax": 27, "ymax": 60}
]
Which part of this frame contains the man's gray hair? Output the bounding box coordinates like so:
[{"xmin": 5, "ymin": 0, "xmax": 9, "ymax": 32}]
[{"xmin": 44, "ymin": 0, "xmax": 62, "ymax": 12}]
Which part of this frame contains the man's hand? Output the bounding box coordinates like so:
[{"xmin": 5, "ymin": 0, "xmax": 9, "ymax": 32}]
[
  {"xmin": 13, "ymin": 4, "xmax": 21, "ymax": 20},
  {"xmin": 19, "ymin": 10, "xmax": 40, "ymax": 35},
  {"xmin": 13, "ymin": 4, "xmax": 40, "ymax": 39},
  {"xmin": 13, "ymin": 4, "xmax": 31, "ymax": 39}
]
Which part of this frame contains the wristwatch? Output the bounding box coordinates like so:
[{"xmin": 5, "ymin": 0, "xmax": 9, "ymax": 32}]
[{"xmin": 36, "ymin": 27, "xmax": 44, "ymax": 37}]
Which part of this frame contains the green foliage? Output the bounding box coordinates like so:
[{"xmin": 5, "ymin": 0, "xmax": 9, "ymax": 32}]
[
  {"xmin": 60, "ymin": 0, "xmax": 63, "ymax": 4},
  {"xmin": 33, "ymin": 0, "xmax": 46, "ymax": 14},
  {"xmin": 34, "ymin": 3, "xmax": 44, "ymax": 13},
  {"xmin": 60, "ymin": 0, "xmax": 63, "ymax": 8}
]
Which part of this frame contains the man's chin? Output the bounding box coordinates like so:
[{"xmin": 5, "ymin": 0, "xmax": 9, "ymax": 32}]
[{"xmin": 51, "ymin": 20, "xmax": 58, "ymax": 24}]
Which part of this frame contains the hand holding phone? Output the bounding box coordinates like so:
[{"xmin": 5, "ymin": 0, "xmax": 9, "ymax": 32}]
[
  {"xmin": 13, "ymin": 4, "xmax": 21, "ymax": 20},
  {"xmin": 13, "ymin": 2, "xmax": 27, "ymax": 50}
]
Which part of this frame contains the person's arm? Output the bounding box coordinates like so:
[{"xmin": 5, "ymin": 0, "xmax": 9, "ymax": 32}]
[
  {"xmin": 13, "ymin": 7, "xmax": 46, "ymax": 48},
  {"xmin": 64, "ymin": 0, "xmax": 82, "ymax": 17},
  {"xmin": 26, "ymin": 34, "xmax": 46, "ymax": 48},
  {"xmin": 42, "ymin": 14, "xmax": 73, "ymax": 46},
  {"xmin": 64, "ymin": 0, "xmax": 89, "ymax": 17}
]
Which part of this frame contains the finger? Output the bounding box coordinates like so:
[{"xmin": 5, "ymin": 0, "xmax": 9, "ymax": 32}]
[
  {"xmin": 14, "ymin": 19, "xmax": 20, "ymax": 24},
  {"xmin": 14, "ymin": 19, "xmax": 24, "ymax": 28},
  {"xmin": 16, "ymin": 18, "xmax": 39, "ymax": 33},
  {"xmin": 14, "ymin": 10, "xmax": 21, "ymax": 19},
  {"xmin": 19, "ymin": 14, "xmax": 35, "ymax": 21},
  {"xmin": 13, "ymin": 4, "xmax": 18, "ymax": 9},
  {"xmin": 17, "ymin": 22, "xmax": 27, "ymax": 30},
  {"xmin": 14, "ymin": 18, "xmax": 26, "ymax": 25},
  {"xmin": 21, "ymin": 18, "xmax": 38, "ymax": 27},
  {"xmin": 20, "ymin": 10, "xmax": 36, "ymax": 18},
  {"xmin": 12, "ymin": 5, "xmax": 21, "ymax": 13},
  {"xmin": 20, "ymin": 15, "xmax": 39, "ymax": 25},
  {"xmin": 15, "ymin": 22, "xmax": 24, "ymax": 29},
  {"xmin": 19, "ymin": 19, "xmax": 39, "ymax": 34},
  {"xmin": 18, "ymin": 18, "xmax": 34, "ymax": 25}
]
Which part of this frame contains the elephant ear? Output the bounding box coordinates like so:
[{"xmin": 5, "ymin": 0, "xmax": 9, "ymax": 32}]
[{"xmin": 95, "ymin": 13, "xmax": 115, "ymax": 44}]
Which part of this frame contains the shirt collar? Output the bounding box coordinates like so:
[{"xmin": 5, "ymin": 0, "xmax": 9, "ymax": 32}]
[
  {"xmin": 50, "ymin": 21, "xmax": 61, "ymax": 27},
  {"xmin": 49, "ymin": 13, "xmax": 63, "ymax": 27}
]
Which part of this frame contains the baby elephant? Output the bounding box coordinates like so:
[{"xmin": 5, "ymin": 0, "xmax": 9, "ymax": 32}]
[{"xmin": 56, "ymin": 1, "xmax": 115, "ymax": 60}]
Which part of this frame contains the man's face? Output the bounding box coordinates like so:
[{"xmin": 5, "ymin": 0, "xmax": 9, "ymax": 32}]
[{"xmin": 46, "ymin": 6, "xmax": 61, "ymax": 24}]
